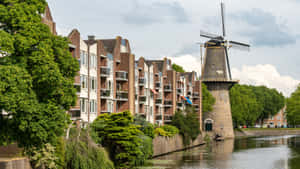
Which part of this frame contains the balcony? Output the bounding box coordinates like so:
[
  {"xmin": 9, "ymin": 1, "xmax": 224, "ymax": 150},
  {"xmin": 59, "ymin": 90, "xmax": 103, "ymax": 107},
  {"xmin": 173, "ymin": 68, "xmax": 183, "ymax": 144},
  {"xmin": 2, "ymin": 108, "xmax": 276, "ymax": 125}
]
[
  {"xmin": 193, "ymin": 104, "xmax": 200, "ymax": 111},
  {"xmin": 101, "ymin": 110, "xmax": 112, "ymax": 114},
  {"xmin": 139, "ymin": 95, "xmax": 147, "ymax": 104},
  {"xmin": 100, "ymin": 67, "xmax": 110, "ymax": 77},
  {"xmin": 177, "ymin": 102, "xmax": 183, "ymax": 108},
  {"xmin": 116, "ymin": 91, "xmax": 128, "ymax": 101},
  {"xmin": 69, "ymin": 110, "xmax": 80, "ymax": 119},
  {"xmin": 139, "ymin": 78, "xmax": 145, "ymax": 86},
  {"xmin": 193, "ymin": 92, "xmax": 200, "ymax": 98},
  {"xmin": 155, "ymin": 82, "xmax": 161, "ymax": 89},
  {"xmin": 116, "ymin": 71, "xmax": 128, "ymax": 81},
  {"xmin": 101, "ymin": 89, "xmax": 111, "ymax": 99},
  {"xmin": 164, "ymin": 84, "xmax": 172, "ymax": 92},
  {"xmin": 177, "ymin": 88, "xmax": 183, "ymax": 94},
  {"xmin": 155, "ymin": 98, "xmax": 163, "ymax": 105},
  {"xmin": 164, "ymin": 100, "xmax": 173, "ymax": 107},
  {"xmin": 156, "ymin": 114, "xmax": 163, "ymax": 120},
  {"xmin": 164, "ymin": 115, "xmax": 173, "ymax": 123}
]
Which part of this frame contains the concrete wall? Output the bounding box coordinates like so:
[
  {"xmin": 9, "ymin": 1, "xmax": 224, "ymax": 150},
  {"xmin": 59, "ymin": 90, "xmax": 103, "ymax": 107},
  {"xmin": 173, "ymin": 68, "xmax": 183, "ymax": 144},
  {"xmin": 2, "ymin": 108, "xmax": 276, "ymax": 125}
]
[
  {"xmin": 235, "ymin": 129, "xmax": 300, "ymax": 138},
  {"xmin": 0, "ymin": 158, "xmax": 31, "ymax": 169},
  {"xmin": 153, "ymin": 134, "xmax": 204, "ymax": 157}
]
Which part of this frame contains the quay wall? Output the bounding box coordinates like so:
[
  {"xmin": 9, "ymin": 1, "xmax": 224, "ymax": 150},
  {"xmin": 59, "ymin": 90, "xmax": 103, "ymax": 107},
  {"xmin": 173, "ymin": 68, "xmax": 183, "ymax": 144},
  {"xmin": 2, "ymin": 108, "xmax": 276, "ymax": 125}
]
[
  {"xmin": 152, "ymin": 134, "xmax": 204, "ymax": 157},
  {"xmin": 235, "ymin": 129, "xmax": 300, "ymax": 138},
  {"xmin": 0, "ymin": 158, "xmax": 31, "ymax": 169}
]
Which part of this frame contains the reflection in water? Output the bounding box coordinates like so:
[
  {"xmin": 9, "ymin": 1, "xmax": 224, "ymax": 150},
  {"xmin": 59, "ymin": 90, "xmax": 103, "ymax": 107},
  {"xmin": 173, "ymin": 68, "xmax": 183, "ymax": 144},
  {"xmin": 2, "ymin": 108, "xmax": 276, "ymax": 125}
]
[{"xmin": 144, "ymin": 135, "xmax": 300, "ymax": 169}]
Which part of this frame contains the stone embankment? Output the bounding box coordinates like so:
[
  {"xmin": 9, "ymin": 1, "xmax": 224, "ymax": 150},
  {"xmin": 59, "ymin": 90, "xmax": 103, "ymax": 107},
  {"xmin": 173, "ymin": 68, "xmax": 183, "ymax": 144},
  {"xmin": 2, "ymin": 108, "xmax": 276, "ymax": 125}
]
[
  {"xmin": 152, "ymin": 134, "xmax": 204, "ymax": 157},
  {"xmin": 235, "ymin": 129, "xmax": 300, "ymax": 138}
]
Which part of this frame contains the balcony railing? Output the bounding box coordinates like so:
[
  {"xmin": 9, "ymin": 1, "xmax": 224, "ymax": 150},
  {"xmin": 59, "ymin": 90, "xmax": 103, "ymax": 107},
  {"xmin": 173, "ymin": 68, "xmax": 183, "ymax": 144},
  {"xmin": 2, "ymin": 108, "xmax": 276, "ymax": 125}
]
[
  {"xmin": 139, "ymin": 96, "xmax": 147, "ymax": 103},
  {"xmin": 155, "ymin": 98, "xmax": 162, "ymax": 105},
  {"xmin": 155, "ymin": 82, "xmax": 161, "ymax": 89},
  {"xmin": 164, "ymin": 84, "xmax": 172, "ymax": 92},
  {"xmin": 116, "ymin": 71, "xmax": 128, "ymax": 81},
  {"xmin": 139, "ymin": 78, "xmax": 145, "ymax": 86},
  {"xmin": 69, "ymin": 110, "xmax": 81, "ymax": 119},
  {"xmin": 177, "ymin": 88, "xmax": 183, "ymax": 94},
  {"xmin": 156, "ymin": 114, "xmax": 163, "ymax": 120},
  {"xmin": 164, "ymin": 115, "xmax": 173, "ymax": 123},
  {"xmin": 116, "ymin": 91, "xmax": 128, "ymax": 101},
  {"xmin": 193, "ymin": 92, "xmax": 200, "ymax": 98},
  {"xmin": 101, "ymin": 89, "xmax": 111, "ymax": 99},
  {"xmin": 100, "ymin": 67, "xmax": 110, "ymax": 77},
  {"xmin": 164, "ymin": 100, "xmax": 173, "ymax": 107},
  {"xmin": 177, "ymin": 102, "xmax": 183, "ymax": 107}
]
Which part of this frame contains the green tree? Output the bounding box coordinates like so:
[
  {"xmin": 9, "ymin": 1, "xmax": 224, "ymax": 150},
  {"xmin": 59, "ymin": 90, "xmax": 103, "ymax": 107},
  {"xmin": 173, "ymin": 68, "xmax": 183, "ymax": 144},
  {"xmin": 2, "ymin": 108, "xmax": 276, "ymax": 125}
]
[
  {"xmin": 286, "ymin": 85, "xmax": 300, "ymax": 126},
  {"xmin": 91, "ymin": 111, "xmax": 151, "ymax": 168},
  {"xmin": 0, "ymin": 0, "xmax": 79, "ymax": 159},
  {"xmin": 230, "ymin": 84, "xmax": 261, "ymax": 127},
  {"xmin": 172, "ymin": 63, "xmax": 185, "ymax": 73},
  {"xmin": 172, "ymin": 106, "xmax": 200, "ymax": 146},
  {"xmin": 202, "ymin": 83, "xmax": 215, "ymax": 113}
]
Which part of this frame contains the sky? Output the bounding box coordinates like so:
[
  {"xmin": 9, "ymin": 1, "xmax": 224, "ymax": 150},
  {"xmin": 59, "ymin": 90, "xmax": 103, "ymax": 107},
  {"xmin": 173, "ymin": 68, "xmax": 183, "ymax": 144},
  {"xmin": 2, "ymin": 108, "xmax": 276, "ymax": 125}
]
[{"xmin": 47, "ymin": 0, "xmax": 300, "ymax": 96}]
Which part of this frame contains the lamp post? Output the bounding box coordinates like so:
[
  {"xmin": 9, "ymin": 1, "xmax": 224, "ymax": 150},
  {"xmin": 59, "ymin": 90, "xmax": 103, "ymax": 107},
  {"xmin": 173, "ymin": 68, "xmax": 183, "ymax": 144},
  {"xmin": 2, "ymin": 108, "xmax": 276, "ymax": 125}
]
[{"xmin": 86, "ymin": 35, "xmax": 96, "ymax": 134}]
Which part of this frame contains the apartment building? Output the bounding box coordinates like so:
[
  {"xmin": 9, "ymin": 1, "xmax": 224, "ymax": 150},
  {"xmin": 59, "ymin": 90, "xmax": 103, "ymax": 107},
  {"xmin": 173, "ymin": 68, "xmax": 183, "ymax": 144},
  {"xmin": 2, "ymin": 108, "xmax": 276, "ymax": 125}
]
[
  {"xmin": 98, "ymin": 37, "xmax": 135, "ymax": 115},
  {"xmin": 135, "ymin": 58, "xmax": 202, "ymax": 126},
  {"xmin": 41, "ymin": 5, "xmax": 57, "ymax": 35},
  {"xmin": 68, "ymin": 30, "xmax": 99, "ymax": 123},
  {"xmin": 67, "ymin": 30, "xmax": 135, "ymax": 123}
]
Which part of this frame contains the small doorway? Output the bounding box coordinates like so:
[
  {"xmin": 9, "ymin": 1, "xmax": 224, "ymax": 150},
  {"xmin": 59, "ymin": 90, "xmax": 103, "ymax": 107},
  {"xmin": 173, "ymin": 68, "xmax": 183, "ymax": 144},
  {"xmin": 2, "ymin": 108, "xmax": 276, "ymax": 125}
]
[{"xmin": 205, "ymin": 119, "xmax": 213, "ymax": 132}]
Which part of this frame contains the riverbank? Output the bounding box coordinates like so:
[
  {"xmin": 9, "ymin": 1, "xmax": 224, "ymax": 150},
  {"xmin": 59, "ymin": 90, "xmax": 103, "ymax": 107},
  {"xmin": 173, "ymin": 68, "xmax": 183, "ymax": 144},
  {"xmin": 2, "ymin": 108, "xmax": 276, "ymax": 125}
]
[{"xmin": 235, "ymin": 128, "xmax": 300, "ymax": 138}]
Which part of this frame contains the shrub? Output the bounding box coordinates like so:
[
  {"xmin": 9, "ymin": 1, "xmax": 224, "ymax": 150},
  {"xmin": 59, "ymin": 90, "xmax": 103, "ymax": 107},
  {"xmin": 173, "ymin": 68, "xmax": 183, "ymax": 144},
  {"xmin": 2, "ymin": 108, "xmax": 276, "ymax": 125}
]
[
  {"xmin": 154, "ymin": 125, "xmax": 179, "ymax": 137},
  {"xmin": 134, "ymin": 115, "xmax": 155, "ymax": 139},
  {"xmin": 92, "ymin": 111, "xmax": 148, "ymax": 168}
]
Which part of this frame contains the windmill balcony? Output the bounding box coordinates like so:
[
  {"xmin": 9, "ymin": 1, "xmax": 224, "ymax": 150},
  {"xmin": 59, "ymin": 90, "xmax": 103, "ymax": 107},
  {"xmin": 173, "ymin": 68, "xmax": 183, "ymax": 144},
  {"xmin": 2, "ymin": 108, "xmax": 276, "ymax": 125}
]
[
  {"xmin": 164, "ymin": 100, "xmax": 173, "ymax": 107},
  {"xmin": 116, "ymin": 71, "xmax": 128, "ymax": 81},
  {"xmin": 155, "ymin": 98, "xmax": 163, "ymax": 105},
  {"xmin": 164, "ymin": 84, "xmax": 172, "ymax": 92},
  {"xmin": 139, "ymin": 96, "xmax": 147, "ymax": 104},
  {"xmin": 100, "ymin": 89, "xmax": 111, "ymax": 99},
  {"xmin": 139, "ymin": 78, "xmax": 145, "ymax": 86},
  {"xmin": 155, "ymin": 82, "xmax": 161, "ymax": 89},
  {"xmin": 116, "ymin": 91, "xmax": 128, "ymax": 101},
  {"xmin": 100, "ymin": 67, "xmax": 110, "ymax": 77}
]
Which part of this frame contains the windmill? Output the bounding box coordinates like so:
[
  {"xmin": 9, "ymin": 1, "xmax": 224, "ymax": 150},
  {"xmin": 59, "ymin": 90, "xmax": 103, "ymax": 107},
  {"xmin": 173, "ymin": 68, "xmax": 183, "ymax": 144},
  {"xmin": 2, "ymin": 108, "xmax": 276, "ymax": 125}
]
[
  {"xmin": 200, "ymin": 1, "xmax": 250, "ymax": 139},
  {"xmin": 200, "ymin": 1, "xmax": 250, "ymax": 81}
]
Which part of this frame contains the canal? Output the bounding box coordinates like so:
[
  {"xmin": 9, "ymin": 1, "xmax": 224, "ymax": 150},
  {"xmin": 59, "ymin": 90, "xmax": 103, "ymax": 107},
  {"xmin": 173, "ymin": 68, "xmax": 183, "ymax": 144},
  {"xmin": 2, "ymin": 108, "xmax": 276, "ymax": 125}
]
[{"xmin": 140, "ymin": 135, "xmax": 300, "ymax": 169}]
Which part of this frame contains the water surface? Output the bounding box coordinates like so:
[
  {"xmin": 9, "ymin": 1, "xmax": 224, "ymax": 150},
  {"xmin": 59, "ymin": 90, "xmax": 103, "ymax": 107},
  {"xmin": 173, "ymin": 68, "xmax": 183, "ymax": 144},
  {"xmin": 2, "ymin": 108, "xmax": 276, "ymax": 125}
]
[{"xmin": 141, "ymin": 135, "xmax": 300, "ymax": 169}]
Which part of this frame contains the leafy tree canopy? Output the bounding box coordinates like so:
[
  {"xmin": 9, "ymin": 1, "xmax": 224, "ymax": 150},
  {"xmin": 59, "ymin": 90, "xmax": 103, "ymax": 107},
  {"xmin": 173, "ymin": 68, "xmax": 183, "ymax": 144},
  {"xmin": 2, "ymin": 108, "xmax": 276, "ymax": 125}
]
[
  {"xmin": 286, "ymin": 85, "xmax": 300, "ymax": 126},
  {"xmin": 0, "ymin": 0, "xmax": 79, "ymax": 150},
  {"xmin": 202, "ymin": 83, "xmax": 215, "ymax": 113},
  {"xmin": 172, "ymin": 63, "xmax": 185, "ymax": 73}
]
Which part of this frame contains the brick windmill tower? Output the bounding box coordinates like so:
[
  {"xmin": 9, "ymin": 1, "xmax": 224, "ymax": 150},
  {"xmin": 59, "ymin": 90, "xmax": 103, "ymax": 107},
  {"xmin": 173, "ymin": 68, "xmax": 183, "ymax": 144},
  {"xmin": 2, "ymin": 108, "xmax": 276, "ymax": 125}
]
[{"xmin": 201, "ymin": 1, "xmax": 250, "ymax": 138}]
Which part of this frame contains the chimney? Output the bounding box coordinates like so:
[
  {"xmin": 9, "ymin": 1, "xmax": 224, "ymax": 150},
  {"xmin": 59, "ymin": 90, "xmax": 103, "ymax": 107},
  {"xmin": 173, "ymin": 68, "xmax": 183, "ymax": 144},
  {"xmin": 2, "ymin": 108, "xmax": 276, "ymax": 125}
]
[{"xmin": 88, "ymin": 35, "xmax": 95, "ymax": 41}]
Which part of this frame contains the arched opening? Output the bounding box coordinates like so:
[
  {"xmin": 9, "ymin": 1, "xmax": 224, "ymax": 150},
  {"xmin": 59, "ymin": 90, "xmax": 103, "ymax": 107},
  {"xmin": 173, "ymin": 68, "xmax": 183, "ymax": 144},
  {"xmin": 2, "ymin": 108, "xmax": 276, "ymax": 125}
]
[{"xmin": 205, "ymin": 119, "xmax": 213, "ymax": 132}]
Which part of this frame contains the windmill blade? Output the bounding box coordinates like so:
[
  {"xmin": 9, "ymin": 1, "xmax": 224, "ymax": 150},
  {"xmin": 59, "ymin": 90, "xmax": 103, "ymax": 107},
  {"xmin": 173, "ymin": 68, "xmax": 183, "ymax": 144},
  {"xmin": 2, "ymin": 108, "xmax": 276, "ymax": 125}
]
[
  {"xmin": 229, "ymin": 40, "xmax": 250, "ymax": 51},
  {"xmin": 221, "ymin": 2, "xmax": 226, "ymax": 37},
  {"xmin": 224, "ymin": 46, "xmax": 232, "ymax": 80},
  {"xmin": 200, "ymin": 30, "xmax": 222, "ymax": 40}
]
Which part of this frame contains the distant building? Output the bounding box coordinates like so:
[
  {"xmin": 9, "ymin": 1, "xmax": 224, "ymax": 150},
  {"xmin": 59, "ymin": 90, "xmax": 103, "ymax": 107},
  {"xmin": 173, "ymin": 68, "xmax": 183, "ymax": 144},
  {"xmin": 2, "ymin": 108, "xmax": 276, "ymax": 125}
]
[{"xmin": 258, "ymin": 107, "xmax": 287, "ymax": 128}]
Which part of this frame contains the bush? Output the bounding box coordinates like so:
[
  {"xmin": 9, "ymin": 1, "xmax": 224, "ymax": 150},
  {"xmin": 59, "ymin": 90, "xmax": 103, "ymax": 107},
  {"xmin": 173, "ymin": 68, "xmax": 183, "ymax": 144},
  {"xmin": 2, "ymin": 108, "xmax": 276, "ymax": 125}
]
[
  {"xmin": 154, "ymin": 125, "xmax": 179, "ymax": 137},
  {"xmin": 91, "ymin": 111, "xmax": 149, "ymax": 168}
]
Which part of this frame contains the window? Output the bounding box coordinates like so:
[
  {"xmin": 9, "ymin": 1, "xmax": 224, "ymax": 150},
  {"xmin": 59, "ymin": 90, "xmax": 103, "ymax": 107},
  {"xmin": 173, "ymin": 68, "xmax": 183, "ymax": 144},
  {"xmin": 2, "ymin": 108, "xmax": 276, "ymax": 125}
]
[
  {"xmin": 90, "ymin": 77, "xmax": 97, "ymax": 90},
  {"xmin": 80, "ymin": 98, "xmax": 86, "ymax": 113},
  {"xmin": 90, "ymin": 53, "xmax": 97, "ymax": 68},
  {"xmin": 80, "ymin": 75, "xmax": 87, "ymax": 89},
  {"xmin": 80, "ymin": 50, "xmax": 86, "ymax": 66}
]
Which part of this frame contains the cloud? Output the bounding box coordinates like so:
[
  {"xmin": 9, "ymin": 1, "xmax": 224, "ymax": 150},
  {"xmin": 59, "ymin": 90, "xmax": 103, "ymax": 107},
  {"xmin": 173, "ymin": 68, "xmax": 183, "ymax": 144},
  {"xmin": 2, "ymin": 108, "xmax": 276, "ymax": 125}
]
[
  {"xmin": 231, "ymin": 8, "xmax": 296, "ymax": 47},
  {"xmin": 123, "ymin": 1, "xmax": 189, "ymax": 25},
  {"xmin": 168, "ymin": 54, "xmax": 202, "ymax": 75},
  {"xmin": 232, "ymin": 64, "xmax": 300, "ymax": 97}
]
